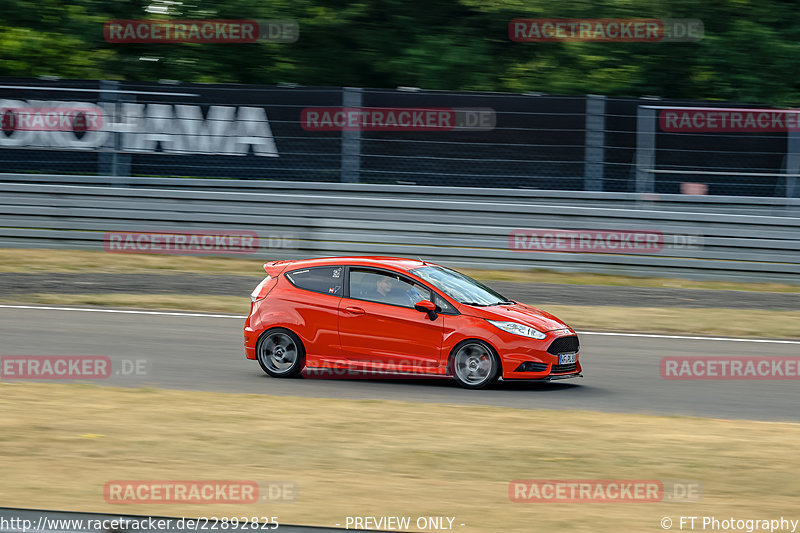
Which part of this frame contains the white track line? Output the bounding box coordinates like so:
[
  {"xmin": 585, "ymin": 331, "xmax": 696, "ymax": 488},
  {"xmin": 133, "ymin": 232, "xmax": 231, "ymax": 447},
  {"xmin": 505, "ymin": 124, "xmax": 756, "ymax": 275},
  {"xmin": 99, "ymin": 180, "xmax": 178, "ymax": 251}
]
[
  {"xmin": 578, "ymin": 331, "xmax": 800, "ymax": 345},
  {"xmin": 0, "ymin": 304, "xmax": 245, "ymax": 319},
  {"xmin": 1, "ymin": 304, "xmax": 798, "ymax": 345}
]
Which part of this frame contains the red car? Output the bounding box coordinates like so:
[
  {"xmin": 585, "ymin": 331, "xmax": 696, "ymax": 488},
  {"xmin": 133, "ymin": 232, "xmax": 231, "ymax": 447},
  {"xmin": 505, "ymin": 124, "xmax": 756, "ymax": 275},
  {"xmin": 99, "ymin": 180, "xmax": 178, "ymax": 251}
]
[{"xmin": 244, "ymin": 257, "xmax": 582, "ymax": 389}]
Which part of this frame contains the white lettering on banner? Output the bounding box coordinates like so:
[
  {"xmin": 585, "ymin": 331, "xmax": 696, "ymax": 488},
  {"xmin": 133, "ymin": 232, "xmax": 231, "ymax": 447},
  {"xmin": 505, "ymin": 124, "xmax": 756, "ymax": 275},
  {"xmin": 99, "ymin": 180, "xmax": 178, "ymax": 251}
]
[
  {"xmin": 127, "ymin": 103, "xmax": 175, "ymax": 152},
  {"xmin": 173, "ymin": 104, "xmax": 233, "ymax": 154},
  {"xmin": 0, "ymin": 99, "xmax": 279, "ymax": 156},
  {"xmin": 0, "ymin": 100, "xmax": 109, "ymax": 149}
]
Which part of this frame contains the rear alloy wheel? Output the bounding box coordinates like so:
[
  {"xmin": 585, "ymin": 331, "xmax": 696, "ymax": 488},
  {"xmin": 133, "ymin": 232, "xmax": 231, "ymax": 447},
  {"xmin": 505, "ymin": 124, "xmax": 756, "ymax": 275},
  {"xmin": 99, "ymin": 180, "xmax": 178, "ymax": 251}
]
[
  {"xmin": 256, "ymin": 328, "xmax": 305, "ymax": 378},
  {"xmin": 450, "ymin": 341, "xmax": 500, "ymax": 389}
]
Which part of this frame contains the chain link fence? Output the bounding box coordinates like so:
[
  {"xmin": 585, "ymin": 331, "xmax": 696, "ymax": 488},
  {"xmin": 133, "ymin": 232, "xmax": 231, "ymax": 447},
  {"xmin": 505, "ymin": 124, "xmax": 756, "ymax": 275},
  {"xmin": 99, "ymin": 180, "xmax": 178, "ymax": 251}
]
[{"xmin": 1, "ymin": 77, "xmax": 798, "ymax": 197}]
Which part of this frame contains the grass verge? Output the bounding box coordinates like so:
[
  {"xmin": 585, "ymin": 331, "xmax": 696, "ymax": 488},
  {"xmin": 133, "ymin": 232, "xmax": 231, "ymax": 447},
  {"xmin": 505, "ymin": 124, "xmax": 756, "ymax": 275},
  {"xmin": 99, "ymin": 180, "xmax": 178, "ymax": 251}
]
[
  {"xmin": 544, "ymin": 305, "xmax": 800, "ymax": 339},
  {"xmin": 2, "ymin": 293, "xmax": 798, "ymax": 338},
  {"xmin": 0, "ymin": 248, "xmax": 262, "ymax": 276},
  {"xmin": 0, "ymin": 383, "xmax": 798, "ymax": 532},
  {"xmin": 2, "ymin": 248, "xmax": 799, "ymax": 293}
]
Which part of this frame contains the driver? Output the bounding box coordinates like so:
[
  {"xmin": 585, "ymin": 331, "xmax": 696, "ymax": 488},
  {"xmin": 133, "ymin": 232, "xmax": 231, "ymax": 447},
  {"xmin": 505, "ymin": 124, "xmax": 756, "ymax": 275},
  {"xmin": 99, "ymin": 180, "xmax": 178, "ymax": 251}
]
[{"xmin": 375, "ymin": 275, "xmax": 422, "ymax": 307}]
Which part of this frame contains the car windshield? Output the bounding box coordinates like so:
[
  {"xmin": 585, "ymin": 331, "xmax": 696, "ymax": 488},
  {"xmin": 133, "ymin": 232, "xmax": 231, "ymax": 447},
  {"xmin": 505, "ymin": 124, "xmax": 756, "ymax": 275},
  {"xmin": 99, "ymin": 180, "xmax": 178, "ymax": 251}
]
[{"xmin": 410, "ymin": 265, "xmax": 511, "ymax": 306}]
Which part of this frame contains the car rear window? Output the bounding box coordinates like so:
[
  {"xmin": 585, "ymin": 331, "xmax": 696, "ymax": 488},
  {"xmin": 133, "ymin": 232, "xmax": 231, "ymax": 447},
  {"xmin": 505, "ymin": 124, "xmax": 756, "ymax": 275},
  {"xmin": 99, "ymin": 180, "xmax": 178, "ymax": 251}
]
[{"xmin": 285, "ymin": 266, "xmax": 343, "ymax": 296}]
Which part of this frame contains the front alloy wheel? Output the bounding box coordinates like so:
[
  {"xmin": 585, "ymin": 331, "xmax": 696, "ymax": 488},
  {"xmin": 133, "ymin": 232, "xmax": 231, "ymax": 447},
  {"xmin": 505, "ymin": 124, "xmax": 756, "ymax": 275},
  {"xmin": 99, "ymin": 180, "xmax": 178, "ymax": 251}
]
[
  {"xmin": 450, "ymin": 341, "xmax": 499, "ymax": 389},
  {"xmin": 256, "ymin": 328, "xmax": 305, "ymax": 378}
]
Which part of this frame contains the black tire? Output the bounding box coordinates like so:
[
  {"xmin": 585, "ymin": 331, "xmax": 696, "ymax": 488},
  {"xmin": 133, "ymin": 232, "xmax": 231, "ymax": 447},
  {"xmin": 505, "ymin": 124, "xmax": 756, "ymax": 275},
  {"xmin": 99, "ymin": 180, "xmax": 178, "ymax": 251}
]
[
  {"xmin": 256, "ymin": 328, "xmax": 305, "ymax": 378},
  {"xmin": 448, "ymin": 340, "xmax": 500, "ymax": 389}
]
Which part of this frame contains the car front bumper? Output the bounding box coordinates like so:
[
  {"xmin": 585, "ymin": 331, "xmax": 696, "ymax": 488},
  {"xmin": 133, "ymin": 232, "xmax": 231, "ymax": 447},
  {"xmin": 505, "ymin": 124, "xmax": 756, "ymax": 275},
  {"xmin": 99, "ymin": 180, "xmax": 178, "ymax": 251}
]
[{"xmin": 500, "ymin": 372, "xmax": 583, "ymax": 382}]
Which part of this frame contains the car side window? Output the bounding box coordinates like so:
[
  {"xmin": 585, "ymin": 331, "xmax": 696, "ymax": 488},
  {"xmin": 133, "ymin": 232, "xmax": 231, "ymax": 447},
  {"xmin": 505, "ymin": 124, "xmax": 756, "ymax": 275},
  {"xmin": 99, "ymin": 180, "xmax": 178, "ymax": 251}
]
[
  {"xmin": 349, "ymin": 269, "xmax": 431, "ymax": 308},
  {"xmin": 285, "ymin": 266, "xmax": 343, "ymax": 296},
  {"xmin": 432, "ymin": 293, "xmax": 457, "ymax": 314}
]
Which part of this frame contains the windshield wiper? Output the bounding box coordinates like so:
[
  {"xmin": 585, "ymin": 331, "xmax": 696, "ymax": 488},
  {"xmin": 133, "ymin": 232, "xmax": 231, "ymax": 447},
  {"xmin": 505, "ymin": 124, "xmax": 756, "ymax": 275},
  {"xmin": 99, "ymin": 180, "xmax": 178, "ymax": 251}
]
[{"xmin": 460, "ymin": 301, "xmax": 489, "ymax": 306}]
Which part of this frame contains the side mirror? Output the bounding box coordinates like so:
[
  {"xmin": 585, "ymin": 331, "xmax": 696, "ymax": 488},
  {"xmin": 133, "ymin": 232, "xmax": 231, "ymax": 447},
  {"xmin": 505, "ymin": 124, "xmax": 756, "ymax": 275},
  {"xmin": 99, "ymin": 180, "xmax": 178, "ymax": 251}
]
[{"xmin": 414, "ymin": 300, "xmax": 438, "ymax": 321}]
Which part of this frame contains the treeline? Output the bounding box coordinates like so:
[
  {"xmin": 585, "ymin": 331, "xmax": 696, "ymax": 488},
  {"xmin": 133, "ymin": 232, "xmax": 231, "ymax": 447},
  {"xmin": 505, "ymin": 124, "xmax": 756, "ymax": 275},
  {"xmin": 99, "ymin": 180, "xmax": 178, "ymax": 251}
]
[{"xmin": 1, "ymin": 0, "xmax": 799, "ymax": 105}]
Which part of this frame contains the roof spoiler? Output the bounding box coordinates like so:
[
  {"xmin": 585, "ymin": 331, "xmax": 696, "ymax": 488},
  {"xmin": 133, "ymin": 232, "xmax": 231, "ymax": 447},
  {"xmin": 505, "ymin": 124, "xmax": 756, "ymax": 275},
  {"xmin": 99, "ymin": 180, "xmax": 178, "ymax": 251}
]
[{"xmin": 264, "ymin": 260, "xmax": 294, "ymax": 277}]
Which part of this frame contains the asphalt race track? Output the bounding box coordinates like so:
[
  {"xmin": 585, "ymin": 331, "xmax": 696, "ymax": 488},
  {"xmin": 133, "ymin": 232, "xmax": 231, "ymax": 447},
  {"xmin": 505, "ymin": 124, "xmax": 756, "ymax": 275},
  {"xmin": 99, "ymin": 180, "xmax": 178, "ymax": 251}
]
[{"xmin": 1, "ymin": 306, "xmax": 798, "ymax": 422}]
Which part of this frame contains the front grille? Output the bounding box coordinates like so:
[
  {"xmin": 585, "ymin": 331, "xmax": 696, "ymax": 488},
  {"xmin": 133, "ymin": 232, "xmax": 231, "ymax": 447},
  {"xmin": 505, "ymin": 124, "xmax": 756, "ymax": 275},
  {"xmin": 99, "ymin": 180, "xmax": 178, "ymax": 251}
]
[
  {"xmin": 551, "ymin": 363, "xmax": 578, "ymax": 374},
  {"xmin": 547, "ymin": 336, "xmax": 580, "ymax": 356},
  {"xmin": 515, "ymin": 361, "xmax": 548, "ymax": 373}
]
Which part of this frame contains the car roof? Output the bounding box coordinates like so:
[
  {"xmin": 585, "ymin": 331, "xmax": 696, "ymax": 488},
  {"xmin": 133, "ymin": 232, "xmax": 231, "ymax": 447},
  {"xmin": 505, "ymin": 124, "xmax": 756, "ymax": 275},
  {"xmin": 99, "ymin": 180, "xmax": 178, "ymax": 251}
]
[{"xmin": 277, "ymin": 256, "xmax": 438, "ymax": 272}]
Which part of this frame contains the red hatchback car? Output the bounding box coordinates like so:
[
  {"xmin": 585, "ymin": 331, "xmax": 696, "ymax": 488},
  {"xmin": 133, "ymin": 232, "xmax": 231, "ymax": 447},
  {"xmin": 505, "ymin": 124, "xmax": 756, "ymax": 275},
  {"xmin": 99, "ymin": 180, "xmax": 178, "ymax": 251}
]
[{"xmin": 244, "ymin": 257, "xmax": 582, "ymax": 389}]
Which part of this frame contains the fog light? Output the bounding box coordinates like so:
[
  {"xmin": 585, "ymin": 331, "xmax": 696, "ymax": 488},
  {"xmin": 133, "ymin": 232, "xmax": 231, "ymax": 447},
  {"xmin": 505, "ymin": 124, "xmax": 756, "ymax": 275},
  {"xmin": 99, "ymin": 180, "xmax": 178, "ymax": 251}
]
[{"xmin": 515, "ymin": 362, "xmax": 548, "ymax": 372}]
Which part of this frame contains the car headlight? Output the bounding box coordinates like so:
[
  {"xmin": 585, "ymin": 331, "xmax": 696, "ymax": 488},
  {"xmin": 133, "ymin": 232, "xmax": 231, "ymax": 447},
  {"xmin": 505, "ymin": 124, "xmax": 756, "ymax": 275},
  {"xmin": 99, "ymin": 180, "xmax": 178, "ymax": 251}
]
[{"xmin": 486, "ymin": 320, "xmax": 547, "ymax": 340}]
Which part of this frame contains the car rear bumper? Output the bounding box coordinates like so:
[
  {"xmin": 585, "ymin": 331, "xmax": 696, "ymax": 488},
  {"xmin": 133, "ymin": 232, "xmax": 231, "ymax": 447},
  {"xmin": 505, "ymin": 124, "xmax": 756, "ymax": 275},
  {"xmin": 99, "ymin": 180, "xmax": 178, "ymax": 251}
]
[{"xmin": 244, "ymin": 326, "xmax": 258, "ymax": 360}]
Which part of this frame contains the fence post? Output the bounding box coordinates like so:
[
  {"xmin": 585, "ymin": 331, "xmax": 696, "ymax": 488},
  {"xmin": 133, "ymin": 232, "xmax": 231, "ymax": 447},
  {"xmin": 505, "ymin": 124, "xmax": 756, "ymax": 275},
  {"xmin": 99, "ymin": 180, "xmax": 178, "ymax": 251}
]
[
  {"xmin": 97, "ymin": 80, "xmax": 131, "ymax": 185},
  {"xmin": 787, "ymin": 130, "xmax": 799, "ymax": 199},
  {"xmin": 97, "ymin": 80, "xmax": 118, "ymax": 180},
  {"xmin": 584, "ymin": 94, "xmax": 606, "ymax": 191},
  {"xmin": 635, "ymin": 106, "xmax": 656, "ymax": 194},
  {"xmin": 341, "ymin": 87, "xmax": 362, "ymax": 183}
]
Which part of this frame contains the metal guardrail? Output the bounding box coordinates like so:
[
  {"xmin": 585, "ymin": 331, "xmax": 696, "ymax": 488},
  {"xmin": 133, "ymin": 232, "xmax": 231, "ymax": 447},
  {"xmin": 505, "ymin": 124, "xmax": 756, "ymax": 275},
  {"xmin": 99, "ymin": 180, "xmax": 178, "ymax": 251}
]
[
  {"xmin": 0, "ymin": 176, "xmax": 798, "ymax": 283},
  {"xmin": 1, "ymin": 173, "xmax": 799, "ymax": 215},
  {"xmin": 0, "ymin": 508, "xmax": 381, "ymax": 533}
]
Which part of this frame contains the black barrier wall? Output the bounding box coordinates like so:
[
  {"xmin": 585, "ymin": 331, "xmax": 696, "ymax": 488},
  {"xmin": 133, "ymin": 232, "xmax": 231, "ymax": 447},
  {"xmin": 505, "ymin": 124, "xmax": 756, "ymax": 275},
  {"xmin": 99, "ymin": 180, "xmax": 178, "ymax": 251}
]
[{"xmin": 0, "ymin": 77, "xmax": 795, "ymax": 197}]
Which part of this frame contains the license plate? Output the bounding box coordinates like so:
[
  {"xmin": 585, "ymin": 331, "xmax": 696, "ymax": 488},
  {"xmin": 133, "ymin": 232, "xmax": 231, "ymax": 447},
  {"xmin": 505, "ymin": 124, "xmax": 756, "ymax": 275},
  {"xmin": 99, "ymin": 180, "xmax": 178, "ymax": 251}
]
[{"xmin": 559, "ymin": 353, "xmax": 577, "ymax": 365}]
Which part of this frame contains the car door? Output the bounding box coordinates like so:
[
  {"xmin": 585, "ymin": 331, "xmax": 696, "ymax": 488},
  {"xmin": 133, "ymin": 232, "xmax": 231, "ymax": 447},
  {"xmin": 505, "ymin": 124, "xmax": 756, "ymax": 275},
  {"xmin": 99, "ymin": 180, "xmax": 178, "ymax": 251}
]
[
  {"xmin": 280, "ymin": 265, "xmax": 344, "ymax": 363},
  {"xmin": 337, "ymin": 267, "xmax": 444, "ymax": 373}
]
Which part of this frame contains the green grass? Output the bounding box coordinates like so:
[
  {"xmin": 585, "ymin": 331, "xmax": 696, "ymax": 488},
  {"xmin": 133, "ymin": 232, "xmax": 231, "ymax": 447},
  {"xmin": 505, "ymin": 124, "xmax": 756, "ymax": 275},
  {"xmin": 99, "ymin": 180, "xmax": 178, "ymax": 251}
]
[
  {"xmin": 1, "ymin": 248, "xmax": 798, "ymax": 292},
  {"xmin": 1, "ymin": 383, "xmax": 798, "ymax": 532}
]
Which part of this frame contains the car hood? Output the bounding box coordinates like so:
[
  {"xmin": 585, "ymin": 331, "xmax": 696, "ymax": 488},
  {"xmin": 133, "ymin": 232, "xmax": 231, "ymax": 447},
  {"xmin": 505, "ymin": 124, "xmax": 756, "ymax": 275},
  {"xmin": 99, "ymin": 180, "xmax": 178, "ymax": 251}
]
[{"xmin": 460, "ymin": 302, "xmax": 573, "ymax": 332}]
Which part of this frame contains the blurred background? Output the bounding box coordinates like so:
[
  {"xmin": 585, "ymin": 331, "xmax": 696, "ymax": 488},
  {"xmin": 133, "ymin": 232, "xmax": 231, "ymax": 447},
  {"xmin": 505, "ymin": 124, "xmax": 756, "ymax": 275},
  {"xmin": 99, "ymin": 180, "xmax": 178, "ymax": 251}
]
[
  {"xmin": 1, "ymin": 2, "xmax": 800, "ymax": 532},
  {"xmin": 1, "ymin": 0, "xmax": 800, "ymax": 196}
]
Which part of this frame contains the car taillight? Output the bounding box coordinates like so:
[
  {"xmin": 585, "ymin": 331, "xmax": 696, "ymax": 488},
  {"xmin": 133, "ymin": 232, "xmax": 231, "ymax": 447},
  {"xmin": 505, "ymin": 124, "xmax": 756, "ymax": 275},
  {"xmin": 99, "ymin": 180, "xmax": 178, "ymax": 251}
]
[{"xmin": 250, "ymin": 276, "xmax": 272, "ymax": 302}]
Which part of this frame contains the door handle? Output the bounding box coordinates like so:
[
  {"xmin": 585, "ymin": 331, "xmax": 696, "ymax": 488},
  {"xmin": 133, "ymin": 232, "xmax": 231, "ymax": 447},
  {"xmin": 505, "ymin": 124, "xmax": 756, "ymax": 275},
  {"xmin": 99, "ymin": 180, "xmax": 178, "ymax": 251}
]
[{"xmin": 343, "ymin": 306, "xmax": 365, "ymax": 315}]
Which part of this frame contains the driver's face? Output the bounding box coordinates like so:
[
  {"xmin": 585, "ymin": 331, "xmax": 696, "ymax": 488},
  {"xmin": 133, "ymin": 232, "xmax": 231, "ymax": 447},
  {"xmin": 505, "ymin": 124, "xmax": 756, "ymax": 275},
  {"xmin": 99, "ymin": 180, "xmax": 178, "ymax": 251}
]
[{"xmin": 376, "ymin": 277, "xmax": 392, "ymax": 295}]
